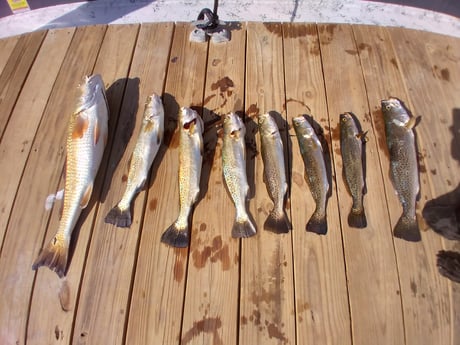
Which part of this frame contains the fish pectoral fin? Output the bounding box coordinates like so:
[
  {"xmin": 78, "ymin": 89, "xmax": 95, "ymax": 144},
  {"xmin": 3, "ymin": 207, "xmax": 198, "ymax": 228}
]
[
  {"xmin": 80, "ymin": 183, "xmax": 93, "ymax": 208},
  {"xmin": 357, "ymin": 131, "xmax": 368, "ymax": 143},
  {"xmin": 72, "ymin": 112, "xmax": 89, "ymax": 139},
  {"xmin": 405, "ymin": 117, "xmax": 417, "ymax": 130}
]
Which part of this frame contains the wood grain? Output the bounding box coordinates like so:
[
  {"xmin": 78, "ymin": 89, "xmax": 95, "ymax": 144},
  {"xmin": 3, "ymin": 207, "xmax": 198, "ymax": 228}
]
[
  {"xmin": 26, "ymin": 24, "xmax": 139, "ymax": 345},
  {"xmin": 239, "ymin": 22, "xmax": 296, "ymax": 345},
  {"xmin": 0, "ymin": 25, "xmax": 107, "ymax": 345},
  {"xmin": 0, "ymin": 31, "xmax": 46, "ymax": 140},
  {"xmin": 283, "ymin": 22, "xmax": 352, "ymax": 345},
  {"xmin": 0, "ymin": 35, "xmax": 20, "ymax": 75},
  {"xmin": 318, "ymin": 23, "xmax": 405, "ymax": 344}
]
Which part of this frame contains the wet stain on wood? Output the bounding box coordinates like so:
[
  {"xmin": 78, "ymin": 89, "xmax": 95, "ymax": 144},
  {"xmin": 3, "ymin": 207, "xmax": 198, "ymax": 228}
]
[
  {"xmin": 149, "ymin": 198, "xmax": 158, "ymax": 211},
  {"xmin": 192, "ymin": 235, "xmax": 231, "ymax": 270},
  {"xmin": 181, "ymin": 317, "xmax": 223, "ymax": 345}
]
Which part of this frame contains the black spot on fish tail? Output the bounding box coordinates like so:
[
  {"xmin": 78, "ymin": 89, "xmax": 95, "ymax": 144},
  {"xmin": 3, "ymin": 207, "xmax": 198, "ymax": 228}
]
[
  {"xmin": 306, "ymin": 213, "xmax": 327, "ymax": 235},
  {"xmin": 161, "ymin": 224, "xmax": 190, "ymax": 248},
  {"xmin": 32, "ymin": 237, "xmax": 68, "ymax": 278},
  {"xmin": 348, "ymin": 208, "xmax": 367, "ymax": 228},
  {"xmin": 264, "ymin": 211, "xmax": 291, "ymax": 234},
  {"xmin": 393, "ymin": 214, "xmax": 421, "ymax": 242},
  {"xmin": 232, "ymin": 219, "xmax": 257, "ymax": 238},
  {"xmin": 437, "ymin": 250, "xmax": 460, "ymax": 283},
  {"xmin": 105, "ymin": 206, "xmax": 132, "ymax": 228}
]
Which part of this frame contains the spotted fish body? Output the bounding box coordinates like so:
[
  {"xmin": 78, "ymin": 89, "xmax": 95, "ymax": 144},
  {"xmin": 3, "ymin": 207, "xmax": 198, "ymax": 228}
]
[
  {"xmin": 258, "ymin": 112, "xmax": 290, "ymax": 233},
  {"xmin": 32, "ymin": 74, "xmax": 109, "ymax": 277},
  {"xmin": 340, "ymin": 112, "xmax": 367, "ymax": 228},
  {"xmin": 161, "ymin": 107, "xmax": 203, "ymax": 247},
  {"xmin": 382, "ymin": 97, "xmax": 421, "ymax": 242},
  {"xmin": 105, "ymin": 94, "xmax": 164, "ymax": 227},
  {"xmin": 293, "ymin": 115, "xmax": 329, "ymax": 235},
  {"xmin": 222, "ymin": 112, "xmax": 256, "ymax": 238}
]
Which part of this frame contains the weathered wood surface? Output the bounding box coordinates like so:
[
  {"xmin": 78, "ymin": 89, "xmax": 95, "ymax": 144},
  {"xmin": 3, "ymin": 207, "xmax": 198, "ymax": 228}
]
[{"xmin": 0, "ymin": 22, "xmax": 458, "ymax": 345}]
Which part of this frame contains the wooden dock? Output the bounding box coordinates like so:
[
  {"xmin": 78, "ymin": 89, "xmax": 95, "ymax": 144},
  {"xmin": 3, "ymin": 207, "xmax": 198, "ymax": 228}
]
[{"xmin": 0, "ymin": 22, "xmax": 459, "ymax": 345}]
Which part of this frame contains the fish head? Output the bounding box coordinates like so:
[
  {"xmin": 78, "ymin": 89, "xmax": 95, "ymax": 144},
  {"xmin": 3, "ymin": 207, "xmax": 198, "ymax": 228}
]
[
  {"xmin": 257, "ymin": 113, "xmax": 279, "ymax": 137},
  {"xmin": 180, "ymin": 107, "xmax": 204, "ymax": 135},
  {"xmin": 381, "ymin": 97, "xmax": 411, "ymax": 126},
  {"xmin": 78, "ymin": 74, "xmax": 105, "ymax": 110},
  {"xmin": 223, "ymin": 112, "xmax": 245, "ymax": 138},
  {"xmin": 292, "ymin": 115, "xmax": 315, "ymax": 138},
  {"xmin": 144, "ymin": 93, "xmax": 164, "ymax": 121},
  {"xmin": 340, "ymin": 112, "xmax": 358, "ymax": 136}
]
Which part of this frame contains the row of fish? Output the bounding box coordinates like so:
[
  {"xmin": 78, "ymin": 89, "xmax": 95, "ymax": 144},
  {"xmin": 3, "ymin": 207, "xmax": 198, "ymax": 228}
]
[{"xmin": 32, "ymin": 75, "xmax": 420, "ymax": 278}]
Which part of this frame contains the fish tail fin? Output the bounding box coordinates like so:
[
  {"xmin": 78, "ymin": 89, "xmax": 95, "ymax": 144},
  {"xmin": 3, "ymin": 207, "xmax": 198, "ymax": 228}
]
[
  {"xmin": 264, "ymin": 210, "xmax": 291, "ymax": 234},
  {"xmin": 437, "ymin": 250, "xmax": 460, "ymax": 283},
  {"xmin": 105, "ymin": 205, "xmax": 132, "ymax": 228},
  {"xmin": 348, "ymin": 208, "xmax": 367, "ymax": 228},
  {"xmin": 232, "ymin": 219, "xmax": 257, "ymax": 238},
  {"xmin": 32, "ymin": 236, "xmax": 68, "ymax": 278},
  {"xmin": 393, "ymin": 214, "xmax": 421, "ymax": 242},
  {"xmin": 306, "ymin": 212, "xmax": 327, "ymax": 235},
  {"xmin": 161, "ymin": 223, "xmax": 190, "ymax": 248}
]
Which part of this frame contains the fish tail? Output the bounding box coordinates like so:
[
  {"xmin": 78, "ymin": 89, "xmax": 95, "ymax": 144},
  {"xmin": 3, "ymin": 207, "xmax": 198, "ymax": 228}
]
[
  {"xmin": 264, "ymin": 210, "xmax": 291, "ymax": 234},
  {"xmin": 393, "ymin": 213, "xmax": 421, "ymax": 242},
  {"xmin": 437, "ymin": 250, "xmax": 460, "ymax": 283},
  {"xmin": 32, "ymin": 236, "xmax": 68, "ymax": 278},
  {"xmin": 105, "ymin": 205, "xmax": 132, "ymax": 228},
  {"xmin": 306, "ymin": 212, "xmax": 327, "ymax": 235},
  {"xmin": 161, "ymin": 223, "xmax": 190, "ymax": 248},
  {"xmin": 348, "ymin": 208, "xmax": 367, "ymax": 229},
  {"xmin": 232, "ymin": 219, "xmax": 257, "ymax": 238}
]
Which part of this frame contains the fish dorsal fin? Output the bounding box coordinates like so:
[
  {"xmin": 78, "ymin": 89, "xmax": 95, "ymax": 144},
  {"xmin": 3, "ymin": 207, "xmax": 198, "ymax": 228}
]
[
  {"xmin": 80, "ymin": 183, "xmax": 93, "ymax": 208},
  {"xmin": 72, "ymin": 112, "xmax": 89, "ymax": 139}
]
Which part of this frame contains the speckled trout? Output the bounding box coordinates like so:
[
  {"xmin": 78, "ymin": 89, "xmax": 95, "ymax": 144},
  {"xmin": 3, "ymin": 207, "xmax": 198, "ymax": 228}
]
[
  {"xmin": 258, "ymin": 112, "xmax": 290, "ymax": 233},
  {"xmin": 340, "ymin": 112, "xmax": 367, "ymax": 228},
  {"xmin": 293, "ymin": 115, "xmax": 329, "ymax": 235},
  {"xmin": 105, "ymin": 94, "xmax": 164, "ymax": 227},
  {"xmin": 382, "ymin": 97, "xmax": 421, "ymax": 242},
  {"xmin": 222, "ymin": 112, "xmax": 256, "ymax": 238},
  {"xmin": 161, "ymin": 107, "xmax": 203, "ymax": 247},
  {"xmin": 32, "ymin": 74, "xmax": 109, "ymax": 278}
]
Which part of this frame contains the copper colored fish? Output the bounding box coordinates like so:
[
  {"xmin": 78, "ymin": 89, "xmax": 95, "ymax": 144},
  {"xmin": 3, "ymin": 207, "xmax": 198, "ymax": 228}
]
[{"xmin": 33, "ymin": 74, "xmax": 109, "ymax": 277}]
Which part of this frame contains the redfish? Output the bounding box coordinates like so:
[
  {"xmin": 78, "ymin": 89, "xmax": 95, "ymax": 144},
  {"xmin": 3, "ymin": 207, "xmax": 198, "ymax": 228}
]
[{"xmin": 33, "ymin": 74, "xmax": 109, "ymax": 277}]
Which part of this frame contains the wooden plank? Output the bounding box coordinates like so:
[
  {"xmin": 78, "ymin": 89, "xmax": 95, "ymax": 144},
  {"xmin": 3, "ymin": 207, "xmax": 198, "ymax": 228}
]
[
  {"xmin": 26, "ymin": 24, "xmax": 139, "ymax": 345},
  {"xmin": 71, "ymin": 23, "xmax": 173, "ymax": 345},
  {"xmin": 125, "ymin": 22, "xmax": 209, "ymax": 344},
  {"xmin": 388, "ymin": 29, "xmax": 459, "ymax": 344},
  {"xmin": 0, "ymin": 28, "xmax": 75, "ymax": 251},
  {"xmin": 0, "ymin": 25, "xmax": 107, "ymax": 345},
  {"xmin": 239, "ymin": 22, "xmax": 296, "ymax": 345},
  {"xmin": 318, "ymin": 24, "xmax": 405, "ymax": 344},
  {"xmin": 179, "ymin": 23, "xmax": 246, "ymax": 345},
  {"xmin": 283, "ymin": 23, "xmax": 352, "ymax": 345},
  {"xmin": 0, "ymin": 35, "xmax": 20, "ymax": 75},
  {"xmin": 421, "ymin": 31, "xmax": 460, "ymax": 344},
  {"xmin": 0, "ymin": 31, "xmax": 47, "ymax": 140}
]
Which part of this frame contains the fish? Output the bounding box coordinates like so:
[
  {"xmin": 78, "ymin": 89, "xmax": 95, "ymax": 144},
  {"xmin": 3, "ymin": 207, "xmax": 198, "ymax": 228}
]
[
  {"xmin": 292, "ymin": 115, "xmax": 329, "ymax": 234},
  {"xmin": 222, "ymin": 112, "xmax": 257, "ymax": 238},
  {"xmin": 340, "ymin": 112, "xmax": 367, "ymax": 228},
  {"xmin": 105, "ymin": 93, "xmax": 164, "ymax": 227},
  {"xmin": 161, "ymin": 107, "xmax": 204, "ymax": 247},
  {"xmin": 381, "ymin": 97, "xmax": 421, "ymax": 242},
  {"xmin": 258, "ymin": 112, "xmax": 290, "ymax": 233},
  {"xmin": 32, "ymin": 74, "xmax": 109, "ymax": 278}
]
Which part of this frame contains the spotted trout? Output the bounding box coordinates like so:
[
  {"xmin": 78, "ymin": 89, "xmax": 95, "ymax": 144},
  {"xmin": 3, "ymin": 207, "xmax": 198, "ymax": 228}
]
[
  {"xmin": 161, "ymin": 107, "xmax": 203, "ymax": 247},
  {"xmin": 222, "ymin": 112, "xmax": 257, "ymax": 238},
  {"xmin": 293, "ymin": 115, "xmax": 329, "ymax": 234},
  {"xmin": 340, "ymin": 112, "xmax": 367, "ymax": 228},
  {"xmin": 32, "ymin": 74, "xmax": 109, "ymax": 278},
  {"xmin": 382, "ymin": 97, "xmax": 421, "ymax": 242},
  {"xmin": 105, "ymin": 94, "xmax": 164, "ymax": 227},
  {"xmin": 258, "ymin": 112, "xmax": 290, "ymax": 233}
]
